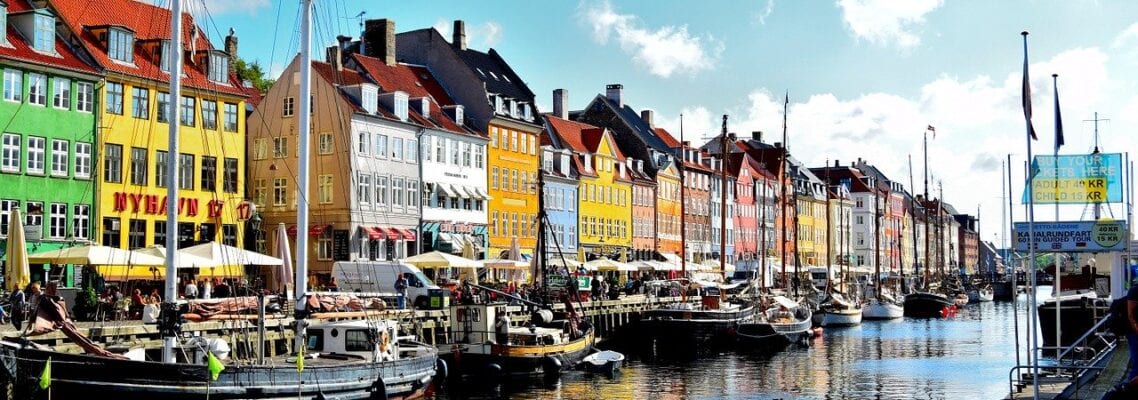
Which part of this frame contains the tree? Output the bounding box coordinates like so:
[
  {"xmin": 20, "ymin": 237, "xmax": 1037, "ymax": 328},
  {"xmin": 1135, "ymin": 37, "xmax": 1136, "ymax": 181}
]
[{"xmin": 234, "ymin": 58, "xmax": 274, "ymax": 93}]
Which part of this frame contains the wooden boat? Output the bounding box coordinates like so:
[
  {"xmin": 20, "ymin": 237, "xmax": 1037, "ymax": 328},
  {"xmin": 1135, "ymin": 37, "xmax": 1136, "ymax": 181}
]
[
  {"xmin": 903, "ymin": 291, "xmax": 956, "ymax": 318},
  {"xmin": 579, "ymin": 350, "xmax": 625, "ymax": 375},
  {"xmin": 815, "ymin": 294, "xmax": 862, "ymax": 327},
  {"xmin": 1037, "ymin": 289, "xmax": 1107, "ymax": 349},
  {"xmin": 442, "ymin": 301, "xmax": 594, "ymax": 377},
  {"xmin": 863, "ymin": 293, "xmax": 904, "ymax": 320},
  {"xmin": 640, "ymin": 285, "xmax": 756, "ymax": 350},
  {"xmin": 735, "ymin": 295, "xmax": 812, "ymax": 351}
]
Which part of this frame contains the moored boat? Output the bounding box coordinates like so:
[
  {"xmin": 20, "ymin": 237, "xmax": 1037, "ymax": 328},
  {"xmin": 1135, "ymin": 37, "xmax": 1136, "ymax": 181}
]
[
  {"xmin": 443, "ymin": 301, "xmax": 594, "ymax": 378},
  {"xmin": 640, "ymin": 285, "xmax": 756, "ymax": 350},
  {"xmin": 903, "ymin": 291, "xmax": 956, "ymax": 318},
  {"xmin": 816, "ymin": 294, "xmax": 863, "ymax": 327},
  {"xmin": 863, "ymin": 294, "xmax": 904, "ymax": 320},
  {"xmin": 579, "ymin": 350, "xmax": 625, "ymax": 375}
]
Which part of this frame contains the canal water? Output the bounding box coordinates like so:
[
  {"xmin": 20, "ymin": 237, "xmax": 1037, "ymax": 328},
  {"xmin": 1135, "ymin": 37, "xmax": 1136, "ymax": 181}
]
[{"xmin": 433, "ymin": 298, "xmax": 1034, "ymax": 400}]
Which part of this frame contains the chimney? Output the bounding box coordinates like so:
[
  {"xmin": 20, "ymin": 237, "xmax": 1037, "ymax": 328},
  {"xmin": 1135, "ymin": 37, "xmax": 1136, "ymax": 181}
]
[
  {"xmin": 336, "ymin": 35, "xmax": 352, "ymax": 52},
  {"xmin": 774, "ymin": 142, "xmax": 782, "ymax": 148},
  {"xmin": 606, "ymin": 84, "xmax": 623, "ymax": 108},
  {"xmin": 751, "ymin": 131, "xmax": 762, "ymax": 142},
  {"xmin": 364, "ymin": 19, "xmax": 396, "ymax": 65},
  {"xmin": 834, "ymin": 159, "xmax": 840, "ymax": 167},
  {"xmin": 641, "ymin": 109, "xmax": 654, "ymax": 128},
  {"xmin": 453, "ymin": 20, "xmax": 467, "ymax": 50},
  {"xmin": 224, "ymin": 28, "xmax": 238, "ymax": 78},
  {"xmin": 325, "ymin": 46, "xmax": 342, "ymax": 71},
  {"xmin": 552, "ymin": 89, "xmax": 568, "ymax": 119}
]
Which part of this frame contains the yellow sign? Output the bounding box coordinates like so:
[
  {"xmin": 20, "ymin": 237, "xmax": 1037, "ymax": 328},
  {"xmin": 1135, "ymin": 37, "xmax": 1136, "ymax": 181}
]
[
  {"xmin": 1030, "ymin": 178, "xmax": 1108, "ymax": 203},
  {"xmin": 1092, "ymin": 219, "xmax": 1123, "ymax": 249}
]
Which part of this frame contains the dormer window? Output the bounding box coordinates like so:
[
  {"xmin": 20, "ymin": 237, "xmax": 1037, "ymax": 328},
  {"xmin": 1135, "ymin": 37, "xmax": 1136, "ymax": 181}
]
[
  {"xmin": 393, "ymin": 92, "xmax": 408, "ymax": 121},
  {"xmin": 32, "ymin": 13, "xmax": 53, "ymax": 53},
  {"xmin": 419, "ymin": 97, "xmax": 430, "ymax": 119},
  {"xmin": 159, "ymin": 40, "xmax": 172, "ymax": 72},
  {"xmin": 0, "ymin": 4, "xmax": 8, "ymax": 46},
  {"xmin": 107, "ymin": 27, "xmax": 134, "ymax": 63},
  {"xmin": 208, "ymin": 51, "xmax": 228, "ymax": 83},
  {"xmin": 361, "ymin": 85, "xmax": 377, "ymax": 114}
]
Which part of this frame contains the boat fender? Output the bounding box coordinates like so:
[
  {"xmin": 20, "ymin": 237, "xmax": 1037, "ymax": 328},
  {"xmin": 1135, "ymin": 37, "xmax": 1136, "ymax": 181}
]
[
  {"xmin": 532, "ymin": 309, "xmax": 554, "ymax": 325},
  {"xmin": 486, "ymin": 363, "xmax": 503, "ymax": 377},
  {"xmin": 435, "ymin": 358, "xmax": 449, "ymax": 381},
  {"xmin": 542, "ymin": 355, "xmax": 562, "ymax": 375},
  {"xmin": 812, "ymin": 327, "xmax": 823, "ymax": 337},
  {"xmin": 369, "ymin": 377, "xmax": 388, "ymax": 400}
]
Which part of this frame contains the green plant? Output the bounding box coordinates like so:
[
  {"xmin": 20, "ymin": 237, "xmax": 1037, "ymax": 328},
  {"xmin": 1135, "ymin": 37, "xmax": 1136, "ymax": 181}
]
[{"xmin": 72, "ymin": 286, "xmax": 99, "ymax": 321}]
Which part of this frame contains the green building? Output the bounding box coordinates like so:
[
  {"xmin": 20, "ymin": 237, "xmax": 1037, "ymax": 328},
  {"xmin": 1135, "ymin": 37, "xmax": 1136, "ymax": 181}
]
[{"xmin": 0, "ymin": 2, "xmax": 101, "ymax": 287}]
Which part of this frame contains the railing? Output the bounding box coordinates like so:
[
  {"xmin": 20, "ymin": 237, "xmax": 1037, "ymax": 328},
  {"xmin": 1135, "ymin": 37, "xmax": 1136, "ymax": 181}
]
[{"xmin": 1007, "ymin": 309, "xmax": 1117, "ymax": 396}]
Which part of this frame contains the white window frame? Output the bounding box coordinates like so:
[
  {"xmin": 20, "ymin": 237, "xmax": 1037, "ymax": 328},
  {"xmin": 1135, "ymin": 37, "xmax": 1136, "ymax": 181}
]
[
  {"xmin": 318, "ymin": 132, "xmax": 333, "ymax": 154},
  {"xmin": 72, "ymin": 204, "xmax": 89, "ymax": 240},
  {"xmin": 3, "ymin": 69, "xmax": 21, "ymax": 102},
  {"xmin": 0, "ymin": 200, "xmax": 17, "ymax": 237},
  {"xmin": 357, "ymin": 173, "xmax": 372, "ymax": 205},
  {"xmin": 375, "ymin": 134, "xmax": 388, "ymax": 158},
  {"xmin": 76, "ymin": 82, "xmax": 93, "ymax": 112},
  {"xmin": 48, "ymin": 203, "xmax": 66, "ymax": 239},
  {"xmin": 357, "ymin": 131, "xmax": 370, "ymax": 155},
  {"xmin": 107, "ymin": 28, "xmax": 133, "ymax": 63},
  {"xmin": 474, "ymin": 144, "xmax": 484, "ymax": 169},
  {"xmin": 273, "ymin": 178, "xmax": 287, "ymax": 206},
  {"xmin": 74, "ymin": 142, "xmax": 91, "ymax": 178},
  {"xmin": 1, "ymin": 133, "xmax": 19, "ymax": 172},
  {"xmin": 392, "ymin": 137, "xmax": 403, "ymax": 161},
  {"xmin": 26, "ymin": 136, "xmax": 45, "ymax": 174},
  {"xmin": 50, "ymin": 139, "xmax": 68, "ymax": 177},
  {"xmin": 375, "ymin": 176, "xmax": 388, "ymax": 209},
  {"xmin": 27, "ymin": 73, "xmax": 45, "ymax": 105},
  {"xmin": 318, "ymin": 174, "xmax": 333, "ymax": 204},
  {"xmin": 52, "ymin": 77, "xmax": 70, "ymax": 109}
]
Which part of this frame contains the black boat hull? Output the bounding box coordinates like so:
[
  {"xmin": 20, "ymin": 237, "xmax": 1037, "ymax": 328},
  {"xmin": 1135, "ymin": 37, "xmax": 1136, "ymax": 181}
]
[
  {"xmin": 1038, "ymin": 298, "xmax": 1108, "ymax": 349},
  {"xmin": 639, "ymin": 306, "xmax": 755, "ymax": 350},
  {"xmin": 2, "ymin": 341, "xmax": 437, "ymax": 400},
  {"xmin": 903, "ymin": 293, "xmax": 955, "ymax": 318},
  {"xmin": 445, "ymin": 328, "xmax": 594, "ymax": 378}
]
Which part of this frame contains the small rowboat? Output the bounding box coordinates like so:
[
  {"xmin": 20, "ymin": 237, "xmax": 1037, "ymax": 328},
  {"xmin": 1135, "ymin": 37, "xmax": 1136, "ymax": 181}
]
[{"xmin": 579, "ymin": 350, "xmax": 625, "ymax": 375}]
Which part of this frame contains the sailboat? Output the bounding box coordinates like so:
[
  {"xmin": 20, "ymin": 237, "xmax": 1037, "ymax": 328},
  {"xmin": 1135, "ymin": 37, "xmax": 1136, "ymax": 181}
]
[
  {"xmin": 640, "ymin": 116, "xmax": 755, "ymax": 351},
  {"xmin": 814, "ymin": 161, "xmax": 862, "ymax": 326},
  {"xmin": 0, "ymin": 1, "xmax": 438, "ymax": 398},
  {"xmin": 864, "ymin": 184, "xmax": 903, "ymax": 320},
  {"xmin": 903, "ymin": 128, "xmax": 955, "ymax": 318}
]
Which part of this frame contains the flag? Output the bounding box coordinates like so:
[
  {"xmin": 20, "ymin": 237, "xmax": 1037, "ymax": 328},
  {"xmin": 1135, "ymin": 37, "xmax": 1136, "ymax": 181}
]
[
  {"xmin": 296, "ymin": 345, "xmax": 305, "ymax": 373},
  {"xmin": 39, "ymin": 357, "xmax": 51, "ymax": 390},
  {"xmin": 207, "ymin": 351, "xmax": 225, "ymax": 381},
  {"xmin": 927, "ymin": 125, "xmax": 936, "ymax": 139},
  {"xmin": 1022, "ymin": 33, "xmax": 1038, "ymax": 140},
  {"xmin": 1053, "ymin": 75, "xmax": 1064, "ymax": 151}
]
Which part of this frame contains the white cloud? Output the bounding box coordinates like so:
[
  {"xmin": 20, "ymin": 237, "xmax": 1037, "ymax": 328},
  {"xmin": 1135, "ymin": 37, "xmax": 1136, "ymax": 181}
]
[
  {"xmin": 201, "ymin": 0, "xmax": 269, "ymax": 15},
  {"xmin": 433, "ymin": 19, "xmax": 504, "ymax": 48},
  {"xmin": 755, "ymin": 0, "xmax": 776, "ymax": 25},
  {"xmin": 657, "ymin": 46, "xmax": 1130, "ymax": 239},
  {"xmin": 1111, "ymin": 22, "xmax": 1138, "ymax": 48},
  {"xmin": 580, "ymin": 1, "xmax": 723, "ymax": 78},
  {"xmin": 836, "ymin": 0, "xmax": 943, "ymax": 50}
]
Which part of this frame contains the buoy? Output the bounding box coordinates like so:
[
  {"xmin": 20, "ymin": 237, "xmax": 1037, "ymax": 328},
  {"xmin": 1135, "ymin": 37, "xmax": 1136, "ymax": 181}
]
[
  {"xmin": 435, "ymin": 358, "xmax": 449, "ymax": 381},
  {"xmin": 812, "ymin": 327, "xmax": 824, "ymax": 337},
  {"xmin": 542, "ymin": 355, "xmax": 563, "ymax": 376},
  {"xmin": 486, "ymin": 363, "xmax": 503, "ymax": 378}
]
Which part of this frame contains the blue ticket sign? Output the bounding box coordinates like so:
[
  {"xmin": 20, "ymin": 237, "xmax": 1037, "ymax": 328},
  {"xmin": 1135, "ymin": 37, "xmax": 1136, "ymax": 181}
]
[
  {"xmin": 1013, "ymin": 220, "xmax": 1128, "ymax": 252},
  {"xmin": 1022, "ymin": 153, "xmax": 1123, "ymax": 204}
]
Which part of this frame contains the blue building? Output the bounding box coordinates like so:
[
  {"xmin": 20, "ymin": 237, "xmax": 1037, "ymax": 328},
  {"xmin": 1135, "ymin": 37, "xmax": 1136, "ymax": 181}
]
[{"xmin": 540, "ymin": 146, "xmax": 578, "ymax": 264}]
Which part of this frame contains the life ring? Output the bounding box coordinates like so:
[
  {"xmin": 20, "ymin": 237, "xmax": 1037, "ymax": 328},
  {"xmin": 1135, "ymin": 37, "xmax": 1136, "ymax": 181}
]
[{"xmin": 379, "ymin": 331, "xmax": 391, "ymax": 353}]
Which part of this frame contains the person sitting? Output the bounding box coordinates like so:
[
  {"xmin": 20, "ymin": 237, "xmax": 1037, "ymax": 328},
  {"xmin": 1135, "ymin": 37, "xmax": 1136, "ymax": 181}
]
[
  {"xmin": 130, "ymin": 288, "xmax": 145, "ymax": 319},
  {"xmin": 184, "ymin": 279, "xmax": 199, "ymax": 300},
  {"xmin": 147, "ymin": 288, "xmax": 162, "ymax": 304}
]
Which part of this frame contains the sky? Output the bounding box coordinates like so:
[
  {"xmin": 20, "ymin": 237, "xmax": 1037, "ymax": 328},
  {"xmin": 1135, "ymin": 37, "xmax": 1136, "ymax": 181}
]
[{"xmin": 197, "ymin": 0, "xmax": 1138, "ymax": 247}]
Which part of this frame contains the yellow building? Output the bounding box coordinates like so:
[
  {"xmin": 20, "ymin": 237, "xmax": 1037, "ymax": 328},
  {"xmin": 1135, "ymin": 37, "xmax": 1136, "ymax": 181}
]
[
  {"xmin": 486, "ymin": 122, "xmax": 541, "ymax": 259},
  {"xmin": 545, "ymin": 117, "xmax": 632, "ymax": 260},
  {"xmin": 54, "ymin": 2, "xmax": 250, "ymax": 255},
  {"xmin": 655, "ymin": 159, "xmax": 682, "ymax": 257}
]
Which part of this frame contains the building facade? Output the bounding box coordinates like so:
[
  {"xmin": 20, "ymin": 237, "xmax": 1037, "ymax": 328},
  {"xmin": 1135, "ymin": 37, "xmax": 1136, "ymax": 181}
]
[
  {"xmin": 540, "ymin": 147, "xmax": 578, "ymax": 260},
  {"xmin": 629, "ymin": 160, "xmax": 655, "ymax": 261},
  {"xmin": 654, "ymin": 158, "xmax": 682, "ymax": 258}
]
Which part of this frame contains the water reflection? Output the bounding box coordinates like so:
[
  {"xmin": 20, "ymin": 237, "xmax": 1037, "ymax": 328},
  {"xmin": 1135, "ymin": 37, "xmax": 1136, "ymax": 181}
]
[{"xmin": 434, "ymin": 300, "xmax": 1030, "ymax": 399}]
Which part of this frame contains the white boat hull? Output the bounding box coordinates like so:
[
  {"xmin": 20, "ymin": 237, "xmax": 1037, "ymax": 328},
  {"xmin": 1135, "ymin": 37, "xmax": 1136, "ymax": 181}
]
[
  {"xmin": 820, "ymin": 309, "xmax": 863, "ymax": 327},
  {"xmin": 863, "ymin": 300, "xmax": 904, "ymax": 320},
  {"xmin": 977, "ymin": 289, "xmax": 994, "ymax": 302}
]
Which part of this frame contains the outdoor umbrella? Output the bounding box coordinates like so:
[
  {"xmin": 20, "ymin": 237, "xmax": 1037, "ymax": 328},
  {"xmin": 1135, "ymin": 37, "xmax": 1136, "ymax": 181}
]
[
  {"xmin": 585, "ymin": 257, "xmax": 637, "ymax": 272},
  {"xmin": 401, "ymin": 251, "xmax": 479, "ymax": 269},
  {"xmin": 273, "ymin": 223, "xmax": 294, "ymax": 301},
  {"xmin": 509, "ymin": 237, "xmax": 521, "ymax": 261},
  {"xmin": 3, "ymin": 208, "xmax": 28, "ymax": 291},
  {"xmin": 181, "ymin": 242, "xmax": 284, "ymax": 266},
  {"xmin": 27, "ymin": 244, "xmax": 166, "ymax": 266}
]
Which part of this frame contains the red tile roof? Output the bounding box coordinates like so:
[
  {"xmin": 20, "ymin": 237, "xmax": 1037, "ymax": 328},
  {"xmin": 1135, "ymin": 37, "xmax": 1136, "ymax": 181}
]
[
  {"xmin": 50, "ymin": 0, "xmax": 249, "ymax": 97},
  {"xmin": 655, "ymin": 127, "xmax": 681, "ymax": 148},
  {"xmin": 1, "ymin": 0, "xmax": 97, "ymax": 75},
  {"xmin": 350, "ymin": 54, "xmax": 472, "ymax": 137}
]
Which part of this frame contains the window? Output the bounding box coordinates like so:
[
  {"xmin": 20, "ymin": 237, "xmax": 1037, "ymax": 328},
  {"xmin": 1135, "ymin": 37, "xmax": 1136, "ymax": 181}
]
[
  {"xmin": 130, "ymin": 147, "xmax": 147, "ymax": 185},
  {"xmin": 282, "ymin": 97, "xmax": 294, "ymax": 117},
  {"xmin": 135, "ymin": 88, "xmax": 153, "ymax": 120},
  {"xmin": 318, "ymin": 132, "xmax": 333, "ymax": 154},
  {"xmin": 152, "ymin": 220, "xmax": 166, "ymax": 247},
  {"xmin": 128, "ymin": 219, "xmax": 146, "ymax": 249},
  {"xmin": 408, "ymin": 181, "xmax": 418, "ymax": 208},
  {"xmin": 222, "ymin": 224, "xmax": 237, "ymax": 247},
  {"xmin": 155, "ymin": 150, "xmax": 168, "ymax": 187},
  {"xmin": 107, "ymin": 28, "xmax": 133, "ymax": 63},
  {"xmin": 392, "ymin": 178, "xmax": 404, "ymax": 207},
  {"xmin": 208, "ymin": 52, "xmax": 228, "ymax": 83},
  {"xmin": 178, "ymin": 153, "xmax": 194, "ymax": 190},
  {"xmin": 318, "ymin": 174, "xmax": 333, "ymax": 204},
  {"xmin": 52, "ymin": 77, "xmax": 70, "ymax": 109},
  {"xmin": 250, "ymin": 138, "xmax": 266, "ymax": 160},
  {"xmin": 434, "ymin": 138, "xmax": 444, "ymax": 162},
  {"xmin": 491, "ymin": 212, "xmax": 498, "ymax": 235},
  {"xmin": 510, "ymin": 131, "xmax": 517, "ymax": 151},
  {"xmin": 449, "ymin": 139, "xmax": 459, "ymax": 165},
  {"xmin": 491, "ymin": 167, "xmax": 498, "ymax": 189},
  {"xmin": 46, "ymin": 203, "xmax": 66, "ymax": 239},
  {"xmin": 375, "ymin": 176, "xmax": 388, "ymax": 207},
  {"xmin": 0, "ymin": 200, "xmax": 16, "ymax": 236},
  {"xmin": 76, "ymin": 82, "xmax": 93, "ymax": 112},
  {"xmin": 201, "ymin": 100, "xmax": 218, "ymax": 129},
  {"xmin": 461, "ymin": 142, "xmax": 471, "ymax": 167},
  {"xmin": 392, "ymin": 137, "xmax": 403, "ymax": 160},
  {"xmin": 374, "ymin": 134, "xmax": 388, "ymax": 158},
  {"xmin": 273, "ymin": 137, "xmax": 287, "ymax": 158},
  {"xmin": 25, "ymin": 137, "xmax": 44, "ymax": 174},
  {"xmin": 223, "ymin": 103, "xmax": 238, "ymax": 132},
  {"xmin": 72, "ymin": 205, "xmax": 88, "ymax": 240},
  {"xmin": 223, "ymin": 158, "xmax": 238, "ymax": 193},
  {"xmin": 33, "ymin": 14, "xmax": 53, "ymax": 53},
  {"xmin": 489, "ymin": 127, "xmax": 498, "ymax": 148},
  {"xmin": 406, "ymin": 139, "xmax": 417, "ymax": 162},
  {"xmin": 357, "ymin": 173, "xmax": 372, "ymax": 204},
  {"xmin": 273, "ymin": 178, "xmax": 287, "ymax": 206},
  {"xmin": 252, "ymin": 179, "xmax": 266, "ymax": 206},
  {"xmin": 511, "ymin": 170, "xmax": 518, "ymax": 191},
  {"xmin": 27, "ymin": 73, "xmax": 44, "ymax": 105},
  {"xmin": 317, "ymin": 234, "xmax": 332, "ymax": 260},
  {"xmin": 474, "ymin": 145, "xmax": 484, "ymax": 168},
  {"xmin": 1, "ymin": 133, "xmax": 19, "ymax": 172},
  {"xmin": 200, "ymin": 156, "xmax": 217, "ymax": 191},
  {"xmin": 101, "ymin": 217, "xmax": 120, "ymax": 248},
  {"xmin": 357, "ymin": 131, "xmax": 370, "ymax": 154},
  {"xmin": 105, "ymin": 82, "xmax": 123, "ymax": 114},
  {"xmin": 180, "ymin": 96, "xmax": 195, "ymax": 126},
  {"xmin": 3, "ymin": 70, "xmax": 21, "ymax": 102},
  {"xmin": 48, "ymin": 141, "xmax": 67, "ymax": 178},
  {"xmin": 74, "ymin": 143, "xmax": 91, "ymax": 178},
  {"xmin": 529, "ymin": 135, "xmax": 536, "ymax": 155}
]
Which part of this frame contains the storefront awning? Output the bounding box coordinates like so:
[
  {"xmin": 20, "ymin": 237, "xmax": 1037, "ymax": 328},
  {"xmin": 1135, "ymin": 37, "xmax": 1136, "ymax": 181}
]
[
  {"xmin": 437, "ymin": 183, "xmax": 458, "ymax": 197},
  {"xmin": 474, "ymin": 187, "xmax": 493, "ymax": 200},
  {"xmin": 397, "ymin": 228, "xmax": 416, "ymax": 241},
  {"xmin": 452, "ymin": 185, "xmax": 472, "ymax": 199},
  {"xmin": 287, "ymin": 224, "xmax": 331, "ymax": 237},
  {"xmin": 361, "ymin": 226, "xmax": 386, "ymax": 240}
]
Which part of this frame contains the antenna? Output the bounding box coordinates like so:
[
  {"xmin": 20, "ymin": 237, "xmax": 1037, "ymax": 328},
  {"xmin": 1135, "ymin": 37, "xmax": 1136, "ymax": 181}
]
[
  {"xmin": 355, "ymin": 11, "xmax": 367, "ymax": 29},
  {"xmin": 1083, "ymin": 112, "xmax": 1109, "ymax": 154}
]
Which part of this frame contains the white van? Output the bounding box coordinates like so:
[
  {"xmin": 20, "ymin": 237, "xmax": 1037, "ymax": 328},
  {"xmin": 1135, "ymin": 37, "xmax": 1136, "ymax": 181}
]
[{"xmin": 331, "ymin": 261, "xmax": 439, "ymax": 308}]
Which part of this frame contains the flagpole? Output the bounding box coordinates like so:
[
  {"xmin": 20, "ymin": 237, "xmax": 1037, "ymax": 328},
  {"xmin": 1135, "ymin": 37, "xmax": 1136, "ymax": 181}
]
[
  {"xmin": 1051, "ymin": 73, "xmax": 1062, "ymax": 360},
  {"xmin": 1021, "ymin": 30, "xmax": 1041, "ymax": 399}
]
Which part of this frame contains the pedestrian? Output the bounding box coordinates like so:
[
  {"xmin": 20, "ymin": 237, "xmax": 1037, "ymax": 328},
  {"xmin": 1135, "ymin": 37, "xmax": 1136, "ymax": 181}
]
[
  {"xmin": 9, "ymin": 286, "xmax": 27, "ymax": 330},
  {"xmin": 590, "ymin": 274, "xmax": 601, "ymax": 300},
  {"xmin": 202, "ymin": 279, "xmax": 212, "ymax": 299},
  {"xmin": 184, "ymin": 278, "xmax": 199, "ymax": 300},
  {"xmin": 494, "ymin": 307, "xmax": 510, "ymax": 345},
  {"xmin": 394, "ymin": 273, "xmax": 408, "ymax": 309},
  {"xmin": 1126, "ymin": 282, "xmax": 1138, "ymax": 381}
]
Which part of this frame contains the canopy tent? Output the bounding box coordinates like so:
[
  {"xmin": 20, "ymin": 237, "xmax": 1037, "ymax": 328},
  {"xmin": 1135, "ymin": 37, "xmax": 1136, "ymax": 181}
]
[
  {"xmin": 3, "ymin": 208, "xmax": 28, "ymax": 291},
  {"xmin": 181, "ymin": 242, "xmax": 284, "ymax": 266},
  {"xmin": 27, "ymin": 245, "xmax": 166, "ymax": 266},
  {"xmin": 585, "ymin": 257, "xmax": 637, "ymax": 272},
  {"xmin": 134, "ymin": 245, "xmax": 218, "ymax": 268},
  {"xmin": 91, "ymin": 264, "xmax": 247, "ymax": 281},
  {"xmin": 401, "ymin": 251, "xmax": 479, "ymax": 269},
  {"xmin": 478, "ymin": 258, "xmax": 529, "ymax": 269},
  {"xmin": 544, "ymin": 257, "xmax": 583, "ymax": 270}
]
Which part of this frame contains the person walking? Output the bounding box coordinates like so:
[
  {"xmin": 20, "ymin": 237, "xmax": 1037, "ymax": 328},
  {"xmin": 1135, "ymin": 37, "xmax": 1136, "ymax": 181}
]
[
  {"xmin": 495, "ymin": 307, "xmax": 511, "ymax": 345},
  {"xmin": 394, "ymin": 273, "xmax": 408, "ymax": 309},
  {"xmin": 1126, "ymin": 282, "xmax": 1138, "ymax": 381},
  {"xmin": 184, "ymin": 278, "xmax": 199, "ymax": 300}
]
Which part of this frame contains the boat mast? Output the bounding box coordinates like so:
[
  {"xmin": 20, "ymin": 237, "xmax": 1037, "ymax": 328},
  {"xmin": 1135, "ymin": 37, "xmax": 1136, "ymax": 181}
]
[
  {"xmin": 680, "ymin": 115, "xmax": 687, "ymax": 302},
  {"xmin": 780, "ymin": 94, "xmax": 789, "ymax": 290},
  {"xmin": 825, "ymin": 162, "xmax": 832, "ymax": 296},
  {"xmin": 161, "ymin": 0, "xmax": 184, "ymax": 363},
  {"xmin": 537, "ymin": 140, "xmax": 547, "ymax": 303},
  {"xmin": 923, "ymin": 127, "xmax": 931, "ymax": 290},
  {"xmin": 294, "ymin": 0, "xmax": 313, "ymax": 352},
  {"xmin": 874, "ymin": 184, "xmax": 882, "ymax": 301},
  {"xmin": 719, "ymin": 115, "xmax": 730, "ymax": 283},
  {"xmin": 759, "ymin": 167, "xmax": 768, "ymax": 293}
]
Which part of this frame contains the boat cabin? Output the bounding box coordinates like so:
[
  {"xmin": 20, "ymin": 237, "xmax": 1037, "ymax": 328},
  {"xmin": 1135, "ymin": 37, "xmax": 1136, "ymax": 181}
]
[
  {"xmin": 451, "ymin": 302, "xmax": 580, "ymax": 347},
  {"xmin": 304, "ymin": 320, "xmax": 400, "ymax": 362}
]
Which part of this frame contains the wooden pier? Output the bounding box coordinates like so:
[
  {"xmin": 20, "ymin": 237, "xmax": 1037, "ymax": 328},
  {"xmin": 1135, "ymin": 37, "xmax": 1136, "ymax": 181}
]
[{"xmin": 1006, "ymin": 340, "xmax": 1129, "ymax": 400}]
